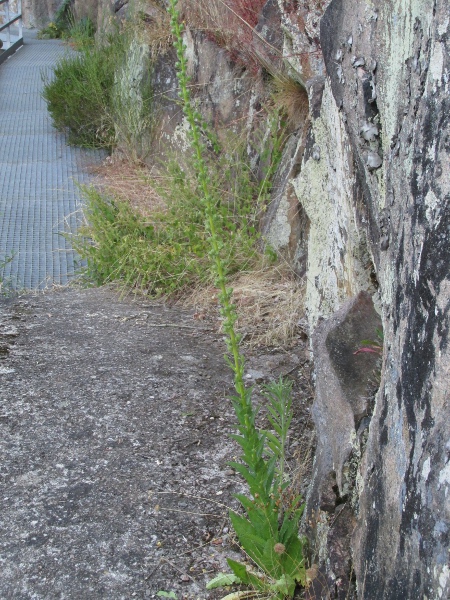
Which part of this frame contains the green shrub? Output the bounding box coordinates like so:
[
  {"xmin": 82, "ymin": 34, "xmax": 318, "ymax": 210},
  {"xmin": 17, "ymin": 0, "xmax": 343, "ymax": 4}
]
[
  {"xmin": 37, "ymin": 21, "xmax": 62, "ymax": 39},
  {"xmin": 63, "ymin": 16, "xmax": 96, "ymax": 51},
  {"xmin": 42, "ymin": 30, "xmax": 129, "ymax": 148}
]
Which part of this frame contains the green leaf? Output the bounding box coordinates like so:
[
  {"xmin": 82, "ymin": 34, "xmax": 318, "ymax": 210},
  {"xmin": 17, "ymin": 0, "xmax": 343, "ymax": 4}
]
[
  {"xmin": 227, "ymin": 558, "xmax": 250, "ymax": 583},
  {"xmin": 219, "ymin": 593, "xmax": 252, "ymax": 600},
  {"xmin": 206, "ymin": 573, "xmax": 241, "ymax": 589},
  {"xmin": 227, "ymin": 559, "xmax": 267, "ymax": 591},
  {"xmin": 156, "ymin": 592, "xmax": 177, "ymax": 599},
  {"xmin": 229, "ymin": 511, "xmax": 266, "ymax": 560},
  {"xmin": 270, "ymin": 574, "xmax": 296, "ymax": 595}
]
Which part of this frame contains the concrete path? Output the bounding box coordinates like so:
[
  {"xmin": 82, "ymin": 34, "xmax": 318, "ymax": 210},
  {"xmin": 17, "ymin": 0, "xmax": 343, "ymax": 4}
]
[{"xmin": 0, "ymin": 31, "xmax": 104, "ymax": 289}]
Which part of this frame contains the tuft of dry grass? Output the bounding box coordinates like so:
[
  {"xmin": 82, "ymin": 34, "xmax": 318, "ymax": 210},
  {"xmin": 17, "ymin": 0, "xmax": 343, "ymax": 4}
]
[
  {"xmin": 141, "ymin": 0, "xmax": 173, "ymax": 59},
  {"xmin": 184, "ymin": 263, "xmax": 306, "ymax": 349},
  {"xmin": 272, "ymin": 73, "xmax": 309, "ymax": 129}
]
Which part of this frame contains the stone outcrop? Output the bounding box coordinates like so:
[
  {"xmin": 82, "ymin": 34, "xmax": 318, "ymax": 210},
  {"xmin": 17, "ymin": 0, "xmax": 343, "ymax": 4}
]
[
  {"xmin": 322, "ymin": 2, "xmax": 449, "ymax": 597},
  {"xmin": 22, "ymin": 0, "xmax": 62, "ymax": 27},
  {"xmin": 306, "ymin": 292, "xmax": 381, "ymax": 597}
]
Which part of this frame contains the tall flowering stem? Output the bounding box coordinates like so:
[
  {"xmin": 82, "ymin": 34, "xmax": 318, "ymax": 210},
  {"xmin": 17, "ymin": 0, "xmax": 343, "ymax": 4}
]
[
  {"xmin": 167, "ymin": 6, "xmax": 308, "ymax": 592},
  {"xmin": 167, "ymin": 0, "xmax": 248, "ymax": 413}
]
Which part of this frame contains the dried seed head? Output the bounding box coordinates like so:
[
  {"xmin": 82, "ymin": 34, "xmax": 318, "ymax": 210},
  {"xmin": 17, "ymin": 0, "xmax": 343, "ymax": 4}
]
[
  {"xmin": 306, "ymin": 563, "xmax": 319, "ymax": 582},
  {"xmin": 274, "ymin": 543, "xmax": 286, "ymax": 555}
]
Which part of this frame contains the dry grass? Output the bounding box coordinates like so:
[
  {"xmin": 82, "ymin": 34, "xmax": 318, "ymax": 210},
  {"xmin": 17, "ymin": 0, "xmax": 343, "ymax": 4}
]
[
  {"xmin": 90, "ymin": 157, "xmax": 166, "ymax": 216},
  {"xmin": 180, "ymin": 0, "xmax": 268, "ymax": 74},
  {"xmin": 184, "ymin": 263, "xmax": 306, "ymax": 349},
  {"xmin": 272, "ymin": 73, "xmax": 309, "ymax": 129},
  {"xmin": 88, "ymin": 160, "xmax": 307, "ymax": 351},
  {"xmin": 141, "ymin": 0, "xmax": 173, "ymax": 59}
]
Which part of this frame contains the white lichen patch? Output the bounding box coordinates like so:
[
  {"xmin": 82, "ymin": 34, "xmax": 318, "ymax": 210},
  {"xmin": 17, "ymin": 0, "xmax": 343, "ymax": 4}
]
[
  {"xmin": 438, "ymin": 462, "xmax": 450, "ymax": 494},
  {"xmin": 434, "ymin": 564, "xmax": 450, "ymax": 598},
  {"xmin": 314, "ymin": 510, "xmax": 331, "ymax": 566},
  {"xmin": 171, "ymin": 117, "xmax": 192, "ymax": 153},
  {"xmin": 438, "ymin": 16, "xmax": 449, "ymax": 35},
  {"xmin": 422, "ymin": 456, "xmax": 431, "ymax": 481},
  {"xmin": 425, "ymin": 189, "xmax": 441, "ymax": 225},
  {"xmin": 264, "ymin": 195, "xmax": 291, "ymax": 249},
  {"xmin": 183, "ymin": 28, "xmax": 198, "ymax": 78},
  {"xmin": 292, "ymin": 82, "xmax": 369, "ymax": 329},
  {"xmin": 429, "ymin": 41, "xmax": 445, "ymax": 91},
  {"xmin": 379, "ymin": 0, "xmax": 432, "ymax": 150}
]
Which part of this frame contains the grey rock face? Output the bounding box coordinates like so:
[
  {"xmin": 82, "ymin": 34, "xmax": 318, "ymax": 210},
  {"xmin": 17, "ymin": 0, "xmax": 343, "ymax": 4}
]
[
  {"xmin": 315, "ymin": 0, "xmax": 450, "ymax": 597},
  {"xmin": 22, "ymin": 0, "xmax": 62, "ymax": 27},
  {"xmin": 306, "ymin": 292, "xmax": 381, "ymax": 596},
  {"xmin": 265, "ymin": 0, "xmax": 449, "ymax": 597}
]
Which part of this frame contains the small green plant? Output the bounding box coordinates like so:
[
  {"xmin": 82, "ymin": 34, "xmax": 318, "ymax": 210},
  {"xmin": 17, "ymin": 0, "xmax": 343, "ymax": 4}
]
[
  {"xmin": 221, "ymin": 379, "xmax": 306, "ymax": 596},
  {"xmin": 0, "ymin": 253, "xmax": 15, "ymax": 295},
  {"xmin": 37, "ymin": 21, "xmax": 62, "ymax": 39},
  {"xmin": 63, "ymin": 16, "xmax": 96, "ymax": 51},
  {"xmin": 353, "ymin": 327, "xmax": 384, "ymax": 356},
  {"xmin": 156, "ymin": 592, "xmax": 177, "ymax": 599},
  {"xmin": 167, "ymin": 0, "xmax": 307, "ymax": 596}
]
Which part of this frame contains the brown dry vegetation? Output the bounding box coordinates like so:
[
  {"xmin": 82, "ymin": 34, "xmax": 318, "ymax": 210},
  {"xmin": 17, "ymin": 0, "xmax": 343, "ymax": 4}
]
[
  {"xmin": 90, "ymin": 157, "xmax": 166, "ymax": 216},
  {"xmin": 141, "ymin": 0, "xmax": 173, "ymax": 59},
  {"xmin": 184, "ymin": 264, "xmax": 307, "ymax": 349},
  {"xmin": 179, "ymin": 0, "xmax": 270, "ymax": 73}
]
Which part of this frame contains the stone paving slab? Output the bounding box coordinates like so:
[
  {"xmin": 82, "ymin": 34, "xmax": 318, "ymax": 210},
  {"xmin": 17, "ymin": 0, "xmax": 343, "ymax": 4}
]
[{"xmin": 0, "ymin": 31, "xmax": 105, "ymax": 289}]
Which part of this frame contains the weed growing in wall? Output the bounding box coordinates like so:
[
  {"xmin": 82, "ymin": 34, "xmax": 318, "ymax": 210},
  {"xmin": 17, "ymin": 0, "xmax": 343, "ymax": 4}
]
[{"xmin": 168, "ymin": 0, "xmax": 307, "ymax": 595}]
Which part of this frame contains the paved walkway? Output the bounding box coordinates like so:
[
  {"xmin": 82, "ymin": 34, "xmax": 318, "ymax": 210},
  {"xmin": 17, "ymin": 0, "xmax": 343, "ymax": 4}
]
[{"xmin": 0, "ymin": 31, "xmax": 104, "ymax": 289}]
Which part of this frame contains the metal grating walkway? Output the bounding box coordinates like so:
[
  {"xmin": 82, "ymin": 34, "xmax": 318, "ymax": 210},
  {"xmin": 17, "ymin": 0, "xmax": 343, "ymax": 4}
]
[{"xmin": 0, "ymin": 30, "xmax": 104, "ymax": 289}]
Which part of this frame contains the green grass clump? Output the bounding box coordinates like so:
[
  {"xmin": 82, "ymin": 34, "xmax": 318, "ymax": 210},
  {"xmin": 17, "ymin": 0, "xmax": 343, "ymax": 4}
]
[
  {"xmin": 42, "ymin": 28, "xmax": 131, "ymax": 149},
  {"xmin": 63, "ymin": 16, "xmax": 96, "ymax": 51},
  {"xmin": 74, "ymin": 150, "xmax": 261, "ymax": 294}
]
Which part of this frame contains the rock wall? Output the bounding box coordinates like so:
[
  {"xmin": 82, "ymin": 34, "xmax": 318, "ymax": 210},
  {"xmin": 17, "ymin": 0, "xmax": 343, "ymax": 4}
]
[
  {"xmin": 22, "ymin": 0, "xmax": 62, "ymax": 27},
  {"xmin": 327, "ymin": 1, "xmax": 449, "ymax": 597},
  {"xmin": 264, "ymin": 0, "xmax": 449, "ymax": 597},
  {"xmin": 22, "ymin": 0, "xmax": 112, "ymax": 31}
]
